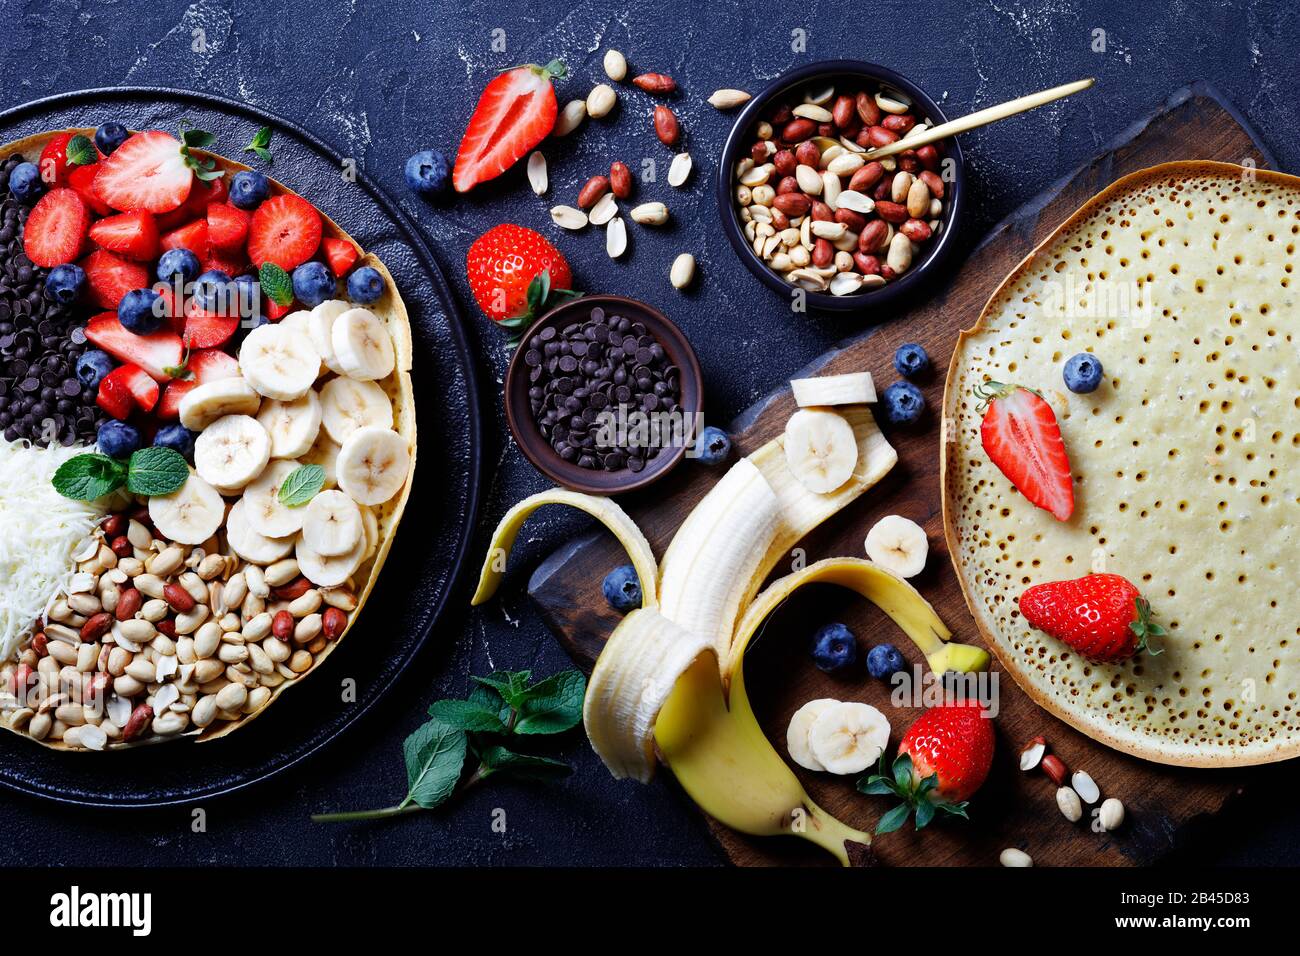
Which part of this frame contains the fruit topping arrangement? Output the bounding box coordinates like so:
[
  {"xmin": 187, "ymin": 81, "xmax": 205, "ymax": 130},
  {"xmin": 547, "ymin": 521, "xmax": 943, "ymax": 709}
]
[{"xmin": 734, "ymin": 82, "xmax": 949, "ymax": 295}]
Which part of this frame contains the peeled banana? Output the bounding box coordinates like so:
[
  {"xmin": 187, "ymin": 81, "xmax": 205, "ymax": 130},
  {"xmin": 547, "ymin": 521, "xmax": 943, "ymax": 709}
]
[{"xmin": 790, "ymin": 371, "xmax": 876, "ymax": 407}]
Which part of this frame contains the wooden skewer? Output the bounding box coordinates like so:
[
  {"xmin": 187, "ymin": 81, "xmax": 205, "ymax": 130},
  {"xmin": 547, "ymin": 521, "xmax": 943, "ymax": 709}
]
[{"xmin": 864, "ymin": 78, "xmax": 1096, "ymax": 161}]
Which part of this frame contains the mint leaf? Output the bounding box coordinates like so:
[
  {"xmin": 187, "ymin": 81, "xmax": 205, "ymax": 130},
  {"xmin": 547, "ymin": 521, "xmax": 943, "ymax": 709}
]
[
  {"xmin": 259, "ymin": 262, "xmax": 294, "ymax": 307},
  {"xmin": 52, "ymin": 454, "xmax": 127, "ymax": 501},
  {"xmin": 243, "ymin": 126, "xmax": 273, "ymax": 164},
  {"xmin": 477, "ymin": 745, "xmax": 571, "ymax": 781},
  {"xmin": 178, "ymin": 120, "xmax": 216, "ymax": 149},
  {"xmin": 514, "ymin": 670, "xmax": 585, "ymax": 735},
  {"xmin": 277, "ymin": 464, "xmax": 325, "ymax": 506},
  {"xmin": 402, "ymin": 719, "xmax": 467, "ymax": 810},
  {"xmin": 426, "ymin": 699, "xmax": 507, "ymax": 733},
  {"xmin": 65, "ymin": 134, "xmax": 97, "ymax": 167},
  {"xmin": 126, "ymin": 447, "xmax": 189, "ymax": 497},
  {"xmin": 178, "ymin": 121, "xmax": 222, "ymax": 181},
  {"xmin": 472, "ymin": 670, "xmax": 532, "ymax": 709}
]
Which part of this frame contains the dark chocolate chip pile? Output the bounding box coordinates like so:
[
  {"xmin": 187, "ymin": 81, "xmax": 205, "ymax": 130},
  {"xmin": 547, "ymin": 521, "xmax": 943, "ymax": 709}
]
[
  {"xmin": 525, "ymin": 306, "xmax": 681, "ymax": 473},
  {"xmin": 0, "ymin": 154, "xmax": 105, "ymax": 447}
]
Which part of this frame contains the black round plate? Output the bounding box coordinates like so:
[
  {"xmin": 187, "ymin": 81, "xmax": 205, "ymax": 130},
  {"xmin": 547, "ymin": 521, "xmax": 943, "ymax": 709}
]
[{"xmin": 0, "ymin": 88, "xmax": 483, "ymax": 807}]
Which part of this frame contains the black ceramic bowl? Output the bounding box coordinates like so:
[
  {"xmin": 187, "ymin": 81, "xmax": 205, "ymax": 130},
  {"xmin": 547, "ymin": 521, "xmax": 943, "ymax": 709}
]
[{"xmin": 716, "ymin": 60, "xmax": 965, "ymax": 314}]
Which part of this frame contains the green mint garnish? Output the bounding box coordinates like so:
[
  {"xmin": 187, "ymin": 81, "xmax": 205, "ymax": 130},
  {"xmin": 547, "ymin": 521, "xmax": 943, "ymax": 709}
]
[
  {"xmin": 243, "ymin": 126, "xmax": 273, "ymax": 164},
  {"xmin": 259, "ymin": 262, "xmax": 294, "ymax": 307},
  {"xmin": 65, "ymin": 134, "xmax": 97, "ymax": 167},
  {"xmin": 52, "ymin": 453, "xmax": 127, "ymax": 501},
  {"xmin": 124, "ymin": 447, "xmax": 189, "ymax": 497},
  {"xmin": 277, "ymin": 464, "xmax": 326, "ymax": 506}
]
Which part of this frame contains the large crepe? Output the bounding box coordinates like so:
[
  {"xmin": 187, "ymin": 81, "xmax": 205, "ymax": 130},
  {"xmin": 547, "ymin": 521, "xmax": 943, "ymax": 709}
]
[
  {"xmin": 1, "ymin": 130, "xmax": 416, "ymax": 749},
  {"xmin": 944, "ymin": 162, "xmax": 1298, "ymax": 767}
]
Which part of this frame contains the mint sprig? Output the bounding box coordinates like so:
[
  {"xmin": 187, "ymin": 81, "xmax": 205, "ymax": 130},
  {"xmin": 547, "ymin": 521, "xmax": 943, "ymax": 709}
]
[
  {"xmin": 243, "ymin": 126, "xmax": 273, "ymax": 164},
  {"xmin": 65, "ymin": 134, "xmax": 97, "ymax": 167},
  {"xmin": 311, "ymin": 668, "xmax": 583, "ymax": 823},
  {"xmin": 178, "ymin": 119, "xmax": 224, "ymax": 182},
  {"xmin": 124, "ymin": 447, "xmax": 189, "ymax": 496},
  {"xmin": 277, "ymin": 464, "xmax": 325, "ymax": 506},
  {"xmin": 52, "ymin": 447, "xmax": 189, "ymax": 501},
  {"xmin": 259, "ymin": 262, "xmax": 294, "ymax": 307}
]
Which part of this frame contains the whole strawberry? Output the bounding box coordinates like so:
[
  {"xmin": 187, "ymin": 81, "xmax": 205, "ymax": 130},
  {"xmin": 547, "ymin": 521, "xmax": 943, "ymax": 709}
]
[
  {"xmin": 1019, "ymin": 573, "xmax": 1164, "ymax": 662},
  {"xmin": 858, "ymin": 700, "xmax": 994, "ymax": 833},
  {"xmin": 466, "ymin": 224, "xmax": 578, "ymax": 334}
]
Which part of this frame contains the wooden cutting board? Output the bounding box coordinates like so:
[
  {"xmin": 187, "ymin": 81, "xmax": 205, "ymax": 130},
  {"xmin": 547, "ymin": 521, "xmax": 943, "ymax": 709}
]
[{"xmin": 527, "ymin": 83, "xmax": 1280, "ymax": 866}]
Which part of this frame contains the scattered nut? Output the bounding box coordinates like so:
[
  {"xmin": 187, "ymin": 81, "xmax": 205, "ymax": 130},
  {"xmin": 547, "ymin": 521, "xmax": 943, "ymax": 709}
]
[
  {"xmin": 630, "ymin": 202, "xmax": 669, "ymax": 226},
  {"xmin": 550, "ymin": 205, "xmax": 588, "ymax": 230},
  {"xmin": 999, "ymin": 847, "xmax": 1034, "ymax": 867},
  {"xmin": 577, "ymin": 175, "xmax": 610, "ymax": 210},
  {"xmin": 589, "ymin": 192, "xmax": 618, "ymax": 226},
  {"xmin": 526, "ymin": 151, "xmax": 548, "ymax": 195},
  {"xmin": 653, "ymin": 105, "xmax": 680, "ymax": 147},
  {"xmin": 632, "ymin": 72, "xmax": 676, "ymax": 94},
  {"xmin": 1072, "ymin": 770, "xmax": 1101, "ymax": 804},
  {"xmin": 1056, "ymin": 786, "xmax": 1083, "ymax": 823},
  {"xmin": 605, "ymin": 216, "xmax": 627, "ymax": 259},
  {"xmin": 609, "ymin": 160, "xmax": 633, "ymax": 199},
  {"xmin": 1041, "ymin": 753, "xmax": 1068, "ymax": 786},
  {"xmin": 1019, "ymin": 735, "xmax": 1047, "ymax": 771},
  {"xmin": 586, "ymin": 83, "xmax": 618, "ymax": 119},
  {"xmin": 669, "ymin": 253, "xmax": 696, "ymax": 289},
  {"xmin": 553, "ymin": 99, "xmax": 587, "ymax": 137},
  {"xmin": 708, "ymin": 89, "xmax": 751, "ymax": 110},
  {"xmin": 667, "ymin": 152, "xmax": 693, "ymax": 188},
  {"xmin": 602, "ymin": 48, "xmax": 627, "ymax": 82},
  {"xmin": 1098, "ymin": 797, "xmax": 1125, "ymax": 831}
]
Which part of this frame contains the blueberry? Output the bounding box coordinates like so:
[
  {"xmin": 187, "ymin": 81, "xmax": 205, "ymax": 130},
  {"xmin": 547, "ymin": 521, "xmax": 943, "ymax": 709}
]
[
  {"xmin": 75, "ymin": 349, "xmax": 114, "ymax": 388},
  {"xmin": 229, "ymin": 170, "xmax": 269, "ymax": 210},
  {"xmin": 880, "ymin": 381, "xmax": 925, "ymax": 427},
  {"xmin": 232, "ymin": 272, "xmax": 262, "ymax": 323},
  {"xmin": 153, "ymin": 423, "xmax": 196, "ymax": 461},
  {"xmin": 695, "ymin": 425, "xmax": 731, "ymax": 465},
  {"xmin": 810, "ymin": 622, "xmax": 858, "ymax": 673},
  {"xmin": 6, "ymin": 162, "xmax": 44, "ymax": 204},
  {"xmin": 292, "ymin": 261, "xmax": 335, "ymax": 308},
  {"xmin": 347, "ymin": 265, "xmax": 385, "ymax": 304},
  {"xmin": 97, "ymin": 420, "xmax": 140, "ymax": 459},
  {"xmin": 602, "ymin": 564, "xmax": 642, "ymax": 613},
  {"xmin": 157, "ymin": 248, "xmax": 201, "ymax": 286},
  {"xmin": 192, "ymin": 270, "xmax": 232, "ymax": 311},
  {"xmin": 866, "ymin": 642, "xmax": 907, "ymax": 679},
  {"xmin": 404, "ymin": 149, "xmax": 450, "ymax": 197},
  {"xmin": 44, "ymin": 263, "xmax": 85, "ymax": 305},
  {"xmin": 117, "ymin": 288, "xmax": 162, "ymax": 335},
  {"xmin": 94, "ymin": 122, "xmax": 129, "ymax": 156},
  {"xmin": 894, "ymin": 342, "xmax": 930, "ymax": 378},
  {"xmin": 1063, "ymin": 352, "xmax": 1103, "ymax": 393}
]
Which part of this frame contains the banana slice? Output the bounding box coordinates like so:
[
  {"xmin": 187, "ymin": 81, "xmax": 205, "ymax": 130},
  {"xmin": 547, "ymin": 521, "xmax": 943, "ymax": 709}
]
[
  {"xmin": 302, "ymin": 430, "xmax": 341, "ymax": 488},
  {"xmin": 807, "ymin": 702, "xmax": 891, "ymax": 775},
  {"xmin": 148, "ymin": 473, "xmax": 226, "ymax": 546},
  {"xmin": 864, "ymin": 514, "xmax": 928, "ymax": 578},
  {"xmin": 307, "ymin": 300, "xmax": 351, "ymax": 375},
  {"xmin": 787, "ymin": 698, "xmax": 838, "ymax": 772},
  {"xmin": 239, "ymin": 323, "xmax": 321, "ymax": 400},
  {"xmin": 336, "ymin": 426, "xmax": 410, "ymax": 506},
  {"xmin": 277, "ymin": 310, "xmax": 313, "ymax": 337},
  {"xmin": 360, "ymin": 504, "xmax": 378, "ymax": 560},
  {"xmin": 225, "ymin": 497, "xmax": 295, "ymax": 564},
  {"xmin": 179, "ymin": 378, "xmax": 261, "ymax": 431},
  {"xmin": 331, "ymin": 308, "xmax": 395, "ymax": 381},
  {"xmin": 257, "ymin": 391, "xmax": 322, "ymax": 460},
  {"xmin": 301, "ymin": 489, "xmax": 363, "ymax": 556},
  {"xmin": 296, "ymin": 530, "xmax": 366, "ymax": 588},
  {"xmin": 242, "ymin": 459, "xmax": 308, "ymax": 538},
  {"xmin": 319, "ymin": 377, "xmax": 393, "ymax": 444},
  {"xmin": 194, "ymin": 414, "xmax": 271, "ymax": 490},
  {"xmin": 791, "ymin": 372, "xmax": 877, "ymax": 407},
  {"xmin": 783, "ymin": 408, "xmax": 858, "ymax": 494}
]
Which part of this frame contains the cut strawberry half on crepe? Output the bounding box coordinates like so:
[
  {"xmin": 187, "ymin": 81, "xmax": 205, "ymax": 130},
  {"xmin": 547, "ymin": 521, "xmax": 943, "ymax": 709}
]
[
  {"xmin": 84, "ymin": 313, "xmax": 184, "ymax": 382},
  {"xmin": 67, "ymin": 164, "xmax": 113, "ymax": 216},
  {"xmin": 93, "ymin": 127, "xmax": 221, "ymax": 214},
  {"xmin": 23, "ymin": 188, "xmax": 89, "ymax": 267},
  {"xmin": 160, "ymin": 219, "xmax": 208, "ymax": 255},
  {"xmin": 321, "ymin": 237, "xmax": 359, "ymax": 277},
  {"xmin": 157, "ymin": 348, "xmax": 240, "ymax": 419},
  {"xmin": 207, "ymin": 202, "xmax": 250, "ymax": 252},
  {"xmin": 80, "ymin": 249, "xmax": 149, "ymax": 310},
  {"xmin": 975, "ymin": 381, "xmax": 1075, "ymax": 521},
  {"xmin": 89, "ymin": 209, "xmax": 160, "ymax": 261},
  {"xmin": 98, "ymin": 363, "xmax": 159, "ymax": 414},
  {"xmin": 453, "ymin": 60, "xmax": 565, "ymax": 192},
  {"xmin": 182, "ymin": 298, "xmax": 239, "ymax": 350},
  {"xmin": 247, "ymin": 194, "xmax": 321, "ymax": 270}
]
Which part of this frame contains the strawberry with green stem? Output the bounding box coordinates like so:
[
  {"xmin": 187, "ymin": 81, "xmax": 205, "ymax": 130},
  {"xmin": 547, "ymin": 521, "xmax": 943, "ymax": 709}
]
[
  {"xmin": 466, "ymin": 224, "xmax": 580, "ymax": 343},
  {"xmin": 1019, "ymin": 573, "xmax": 1165, "ymax": 663},
  {"xmin": 453, "ymin": 60, "xmax": 566, "ymax": 192}
]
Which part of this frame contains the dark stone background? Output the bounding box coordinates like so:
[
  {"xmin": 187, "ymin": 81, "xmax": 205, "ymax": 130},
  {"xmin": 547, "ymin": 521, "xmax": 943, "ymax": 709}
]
[{"xmin": 1, "ymin": 0, "xmax": 1295, "ymax": 865}]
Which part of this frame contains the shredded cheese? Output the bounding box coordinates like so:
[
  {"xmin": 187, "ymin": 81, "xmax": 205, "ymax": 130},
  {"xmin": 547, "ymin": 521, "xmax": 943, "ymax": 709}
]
[{"xmin": 0, "ymin": 440, "xmax": 105, "ymax": 661}]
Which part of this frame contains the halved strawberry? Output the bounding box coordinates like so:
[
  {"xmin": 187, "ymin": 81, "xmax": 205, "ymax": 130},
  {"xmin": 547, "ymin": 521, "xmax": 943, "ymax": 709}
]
[
  {"xmin": 204, "ymin": 247, "xmax": 250, "ymax": 278},
  {"xmin": 100, "ymin": 363, "xmax": 159, "ymax": 414},
  {"xmin": 453, "ymin": 61, "xmax": 564, "ymax": 192},
  {"xmin": 96, "ymin": 369, "xmax": 134, "ymax": 420},
  {"xmin": 205, "ymin": 175, "xmax": 228, "ymax": 206},
  {"xmin": 80, "ymin": 250, "xmax": 150, "ymax": 310},
  {"xmin": 321, "ymin": 237, "xmax": 359, "ymax": 276},
  {"xmin": 976, "ymin": 381, "xmax": 1075, "ymax": 521},
  {"xmin": 151, "ymin": 283, "xmax": 185, "ymax": 335},
  {"xmin": 93, "ymin": 131, "xmax": 194, "ymax": 213},
  {"xmin": 247, "ymin": 194, "xmax": 322, "ymax": 270},
  {"xmin": 88, "ymin": 209, "xmax": 160, "ymax": 261},
  {"xmin": 155, "ymin": 178, "xmax": 213, "ymax": 232},
  {"xmin": 207, "ymin": 203, "xmax": 250, "ymax": 252},
  {"xmin": 38, "ymin": 132, "xmax": 76, "ymax": 186},
  {"xmin": 160, "ymin": 219, "xmax": 209, "ymax": 255},
  {"xmin": 182, "ymin": 299, "xmax": 239, "ymax": 349},
  {"xmin": 67, "ymin": 164, "xmax": 113, "ymax": 215},
  {"xmin": 265, "ymin": 297, "xmax": 296, "ymax": 322},
  {"xmin": 23, "ymin": 188, "xmax": 89, "ymax": 267},
  {"xmin": 157, "ymin": 348, "xmax": 240, "ymax": 418},
  {"xmin": 84, "ymin": 313, "xmax": 184, "ymax": 382}
]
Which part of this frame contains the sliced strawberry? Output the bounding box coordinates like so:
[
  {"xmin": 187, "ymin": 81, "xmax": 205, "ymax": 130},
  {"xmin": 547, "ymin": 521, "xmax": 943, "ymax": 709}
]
[
  {"xmin": 247, "ymin": 194, "xmax": 322, "ymax": 271},
  {"xmin": 265, "ymin": 297, "xmax": 296, "ymax": 322},
  {"xmin": 38, "ymin": 132, "xmax": 75, "ymax": 186},
  {"xmin": 23, "ymin": 189, "xmax": 89, "ymax": 267},
  {"xmin": 207, "ymin": 202, "xmax": 251, "ymax": 252},
  {"xmin": 204, "ymin": 246, "xmax": 250, "ymax": 278},
  {"xmin": 155, "ymin": 178, "xmax": 213, "ymax": 232},
  {"xmin": 182, "ymin": 299, "xmax": 239, "ymax": 349},
  {"xmin": 157, "ymin": 348, "xmax": 239, "ymax": 418},
  {"xmin": 321, "ymin": 237, "xmax": 359, "ymax": 276},
  {"xmin": 93, "ymin": 131, "xmax": 193, "ymax": 214},
  {"xmin": 88, "ymin": 209, "xmax": 160, "ymax": 261},
  {"xmin": 67, "ymin": 164, "xmax": 113, "ymax": 215},
  {"xmin": 96, "ymin": 370, "xmax": 135, "ymax": 420},
  {"xmin": 80, "ymin": 250, "xmax": 150, "ymax": 310},
  {"xmin": 453, "ymin": 61, "xmax": 563, "ymax": 192},
  {"xmin": 151, "ymin": 283, "xmax": 185, "ymax": 335},
  {"xmin": 205, "ymin": 175, "xmax": 228, "ymax": 206},
  {"xmin": 100, "ymin": 363, "xmax": 159, "ymax": 414},
  {"xmin": 84, "ymin": 313, "xmax": 184, "ymax": 382},
  {"xmin": 977, "ymin": 381, "xmax": 1075, "ymax": 521},
  {"xmin": 160, "ymin": 219, "xmax": 209, "ymax": 255}
]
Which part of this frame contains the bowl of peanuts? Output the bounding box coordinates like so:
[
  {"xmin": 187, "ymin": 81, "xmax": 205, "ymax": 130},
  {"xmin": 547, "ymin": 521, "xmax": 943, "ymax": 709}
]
[{"xmin": 717, "ymin": 60, "xmax": 965, "ymax": 312}]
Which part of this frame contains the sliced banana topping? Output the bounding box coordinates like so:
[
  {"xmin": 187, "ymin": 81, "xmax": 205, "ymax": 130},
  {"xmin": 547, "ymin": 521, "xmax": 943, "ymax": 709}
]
[
  {"xmin": 319, "ymin": 377, "xmax": 393, "ymax": 444},
  {"xmin": 179, "ymin": 378, "xmax": 261, "ymax": 431},
  {"xmin": 331, "ymin": 308, "xmax": 395, "ymax": 381},
  {"xmin": 239, "ymin": 323, "xmax": 321, "ymax": 401},
  {"xmin": 787, "ymin": 698, "xmax": 837, "ymax": 772},
  {"xmin": 242, "ymin": 459, "xmax": 308, "ymax": 539},
  {"xmin": 359, "ymin": 503, "xmax": 378, "ymax": 560},
  {"xmin": 296, "ymin": 530, "xmax": 366, "ymax": 589},
  {"xmin": 335, "ymin": 426, "xmax": 410, "ymax": 506},
  {"xmin": 306, "ymin": 299, "xmax": 351, "ymax": 375},
  {"xmin": 864, "ymin": 514, "xmax": 928, "ymax": 578},
  {"xmin": 148, "ymin": 473, "xmax": 226, "ymax": 546},
  {"xmin": 790, "ymin": 371, "xmax": 876, "ymax": 407},
  {"xmin": 807, "ymin": 701, "xmax": 890, "ymax": 775},
  {"xmin": 783, "ymin": 408, "xmax": 858, "ymax": 494},
  {"xmin": 256, "ymin": 391, "xmax": 322, "ymax": 460},
  {"xmin": 194, "ymin": 414, "xmax": 271, "ymax": 491},
  {"xmin": 225, "ymin": 497, "xmax": 295, "ymax": 564},
  {"xmin": 302, "ymin": 489, "xmax": 364, "ymax": 557}
]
